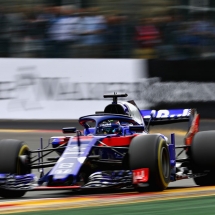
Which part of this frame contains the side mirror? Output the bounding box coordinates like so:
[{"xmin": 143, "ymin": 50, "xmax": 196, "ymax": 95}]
[
  {"xmin": 129, "ymin": 125, "xmax": 145, "ymax": 132},
  {"xmin": 62, "ymin": 127, "xmax": 77, "ymax": 134}
]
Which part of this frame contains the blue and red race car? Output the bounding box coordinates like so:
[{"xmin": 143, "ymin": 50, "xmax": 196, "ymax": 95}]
[{"xmin": 0, "ymin": 93, "xmax": 214, "ymax": 198}]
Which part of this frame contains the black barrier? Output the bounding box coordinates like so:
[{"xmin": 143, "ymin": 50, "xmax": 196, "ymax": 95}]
[
  {"xmin": 148, "ymin": 59, "xmax": 215, "ymax": 82},
  {"xmin": 147, "ymin": 59, "xmax": 215, "ymax": 118}
]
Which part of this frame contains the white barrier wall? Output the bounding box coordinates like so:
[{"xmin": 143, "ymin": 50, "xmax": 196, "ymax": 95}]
[{"xmin": 0, "ymin": 58, "xmax": 146, "ymax": 119}]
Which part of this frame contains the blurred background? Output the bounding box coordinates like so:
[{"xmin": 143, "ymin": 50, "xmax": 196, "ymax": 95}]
[{"xmin": 1, "ymin": 0, "xmax": 215, "ymax": 60}]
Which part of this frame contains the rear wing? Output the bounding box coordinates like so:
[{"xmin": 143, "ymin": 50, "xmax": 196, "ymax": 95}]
[{"xmin": 141, "ymin": 109, "xmax": 192, "ymax": 125}]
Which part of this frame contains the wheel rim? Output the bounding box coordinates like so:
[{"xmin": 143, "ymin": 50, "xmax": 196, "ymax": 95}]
[
  {"xmin": 160, "ymin": 147, "xmax": 170, "ymax": 179},
  {"xmin": 17, "ymin": 145, "xmax": 30, "ymax": 174}
]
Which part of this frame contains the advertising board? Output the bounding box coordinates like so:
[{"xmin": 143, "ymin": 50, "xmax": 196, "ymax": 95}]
[{"xmin": 0, "ymin": 58, "xmax": 146, "ymax": 119}]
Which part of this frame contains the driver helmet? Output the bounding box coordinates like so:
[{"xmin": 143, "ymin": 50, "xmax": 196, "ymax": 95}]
[{"xmin": 98, "ymin": 120, "xmax": 121, "ymax": 134}]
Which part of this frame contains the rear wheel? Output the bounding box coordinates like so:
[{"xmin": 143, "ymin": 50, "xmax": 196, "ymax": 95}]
[
  {"xmin": 193, "ymin": 169, "xmax": 215, "ymax": 186},
  {"xmin": 0, "ymin": 139, "xmax": 30, "ymax": 198},
  {"xmin": 191, "ymin": 131, "xmax": 215, "ymax": 186},
  {"xmin": 129, "ymin": 134, "xmax": 170, "ymax": 191}
]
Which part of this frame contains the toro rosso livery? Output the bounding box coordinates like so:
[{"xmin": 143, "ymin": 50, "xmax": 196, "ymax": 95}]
[{"xmin": 0, "ymin": 93, "xmax": 214, "ymax": 198}]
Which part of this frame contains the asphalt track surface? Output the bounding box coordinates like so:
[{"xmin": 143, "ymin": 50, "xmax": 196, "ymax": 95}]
[{"xmin": 0, "ymin": 119, "xmax": 215, "ymax": 202}]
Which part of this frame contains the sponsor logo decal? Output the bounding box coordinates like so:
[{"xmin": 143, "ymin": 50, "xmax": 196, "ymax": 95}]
[
  {"xmin": 133, "ymin": 168, "xmax": 149, "ymax": 184},
  {"xmin": 141, "ymin": 109, "xmax": 190, "ymax": 119}
]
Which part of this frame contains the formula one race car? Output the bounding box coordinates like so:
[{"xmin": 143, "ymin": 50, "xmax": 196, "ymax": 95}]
[{"xmin": 0, "ymin": 93, "xmax": 214, "ymax": 198}]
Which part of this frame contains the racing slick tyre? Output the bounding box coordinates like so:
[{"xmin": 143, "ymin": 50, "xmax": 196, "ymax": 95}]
[
  {"xmin": 129, "ymin": 134, "xmax": 170, "ymax": 191},
  {"xmin": 0, "ymin": 139, "xmax": 30, "ymax": 198},
  {"xmin": 191, "ymin": 131, "xmax": 215, "ymax": 186}
]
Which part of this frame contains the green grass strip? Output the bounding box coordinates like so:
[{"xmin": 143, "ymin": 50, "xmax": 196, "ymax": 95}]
[{"xmin": 4, "ymin": 195, "xmax": 215, "ymax": 215}]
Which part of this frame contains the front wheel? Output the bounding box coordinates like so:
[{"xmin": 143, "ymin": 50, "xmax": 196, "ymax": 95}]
[
  {"xmin": 129, "ymin": 134, "xmax": 170, "ymax": 191},
  {"xmin": 0, "ymin": 139, "xmax": 30, "ymax": 198}
]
